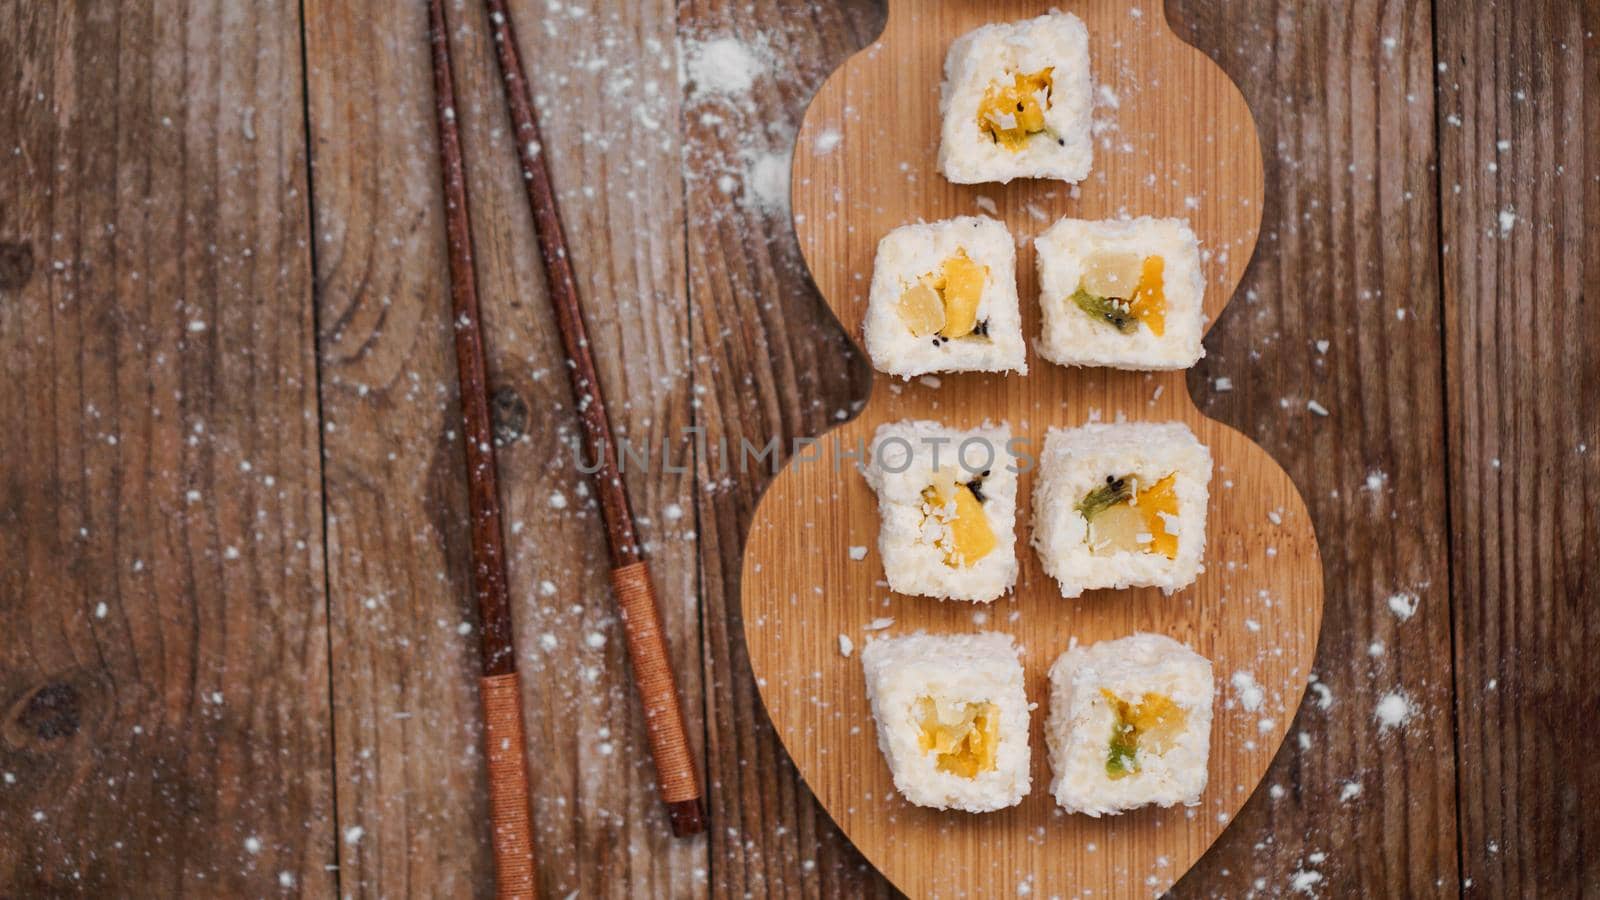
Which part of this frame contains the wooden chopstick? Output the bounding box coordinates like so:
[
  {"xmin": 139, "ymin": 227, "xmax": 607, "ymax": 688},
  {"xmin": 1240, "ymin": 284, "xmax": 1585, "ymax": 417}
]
[
  {"xmin": 426, "ymin": 1, "xmax": 540, "ymax": 895},
  {"xmin": 479, "ymin": 0, "xmax": 707, "ymax": 838}
]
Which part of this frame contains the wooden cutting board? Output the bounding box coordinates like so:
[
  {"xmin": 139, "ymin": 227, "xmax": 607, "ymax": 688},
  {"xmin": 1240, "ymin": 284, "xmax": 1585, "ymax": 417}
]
[{"xmin": 741, "ymin": 3, "xmax": 1324, "ymax": 896}]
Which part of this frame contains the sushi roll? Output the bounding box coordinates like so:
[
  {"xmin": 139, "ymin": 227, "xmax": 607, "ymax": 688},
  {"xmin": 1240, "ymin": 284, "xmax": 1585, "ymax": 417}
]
[
  {"xmin": 1031, "ymin": 422, "xmax": 1212, "ymax": 598},
  {"xmin": 862, "ymin": 420, "xmax": 1019, "ymax": 602},
  {"xmin": 864, "ymin": 216, "xmax": 1027, "ymax": 379},
  {"xmin": 938, "ymin": 12, "xmax": 1093, "ymax": 185},
  {"xmin": 862, "ymin": 631, "xmax": 1031, "ymax": 812},
  {"xmin": 1046, "ymin": 633, "xmax": 1214, "ymax": 816},
  {"xmin": 1035, "ymin": 216, "xmax": 1206, "ymax": 370}
]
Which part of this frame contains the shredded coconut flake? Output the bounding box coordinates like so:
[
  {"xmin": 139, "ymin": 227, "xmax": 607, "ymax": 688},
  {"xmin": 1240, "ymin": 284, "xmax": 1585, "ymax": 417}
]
[
  {"xmin": 1387, "ymin": 591, "xmax": 1419, "ymax": 620},
  {"xmin": 1375, "ymin": 690, "xmax": 1413, "ymax": 731},
  {"xmin": 684, "ymin": 37, "xmax": 764, "ymax": 97},
  {"xmin": 1231, "ymin": 670, "xmax": 1264, "ymax": 712}
]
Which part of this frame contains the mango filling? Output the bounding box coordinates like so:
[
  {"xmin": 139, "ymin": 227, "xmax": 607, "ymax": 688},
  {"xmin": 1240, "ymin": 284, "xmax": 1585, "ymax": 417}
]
[
  {"xmin": 1102, "ymin": 689, "xmax": 1187, "ymax": 779},
  {"xmin": 921, "ymin": 480, "xmax": 997, "ymax": 567},
  {"xmin": 977, "ymin": 68, "xmax": 1055, "ymax": 150},
  {"xmin": 1075, "ymin": 473, "xmax": 1181, "ymax": 559},
  {"xmin": 897, "ymin": 251, "xmax": 989, "ymax": 340},
  {"xmin": 916, "ymin": 697, "xmax": 1000, "ymax": 778},
  {"xmin": 1070, "ymin": 252, "xmax": 1168, "ymax": 337}
]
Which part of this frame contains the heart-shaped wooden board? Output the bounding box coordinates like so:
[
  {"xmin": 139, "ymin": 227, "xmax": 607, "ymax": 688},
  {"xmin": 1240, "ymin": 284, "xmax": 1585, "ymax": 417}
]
[{"xmin": 741, "ymin": 3, "xmax": 1324, "ymax": 896}]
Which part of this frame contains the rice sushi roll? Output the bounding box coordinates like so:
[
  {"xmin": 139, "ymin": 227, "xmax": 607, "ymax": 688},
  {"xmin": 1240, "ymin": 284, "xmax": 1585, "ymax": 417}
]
[
  {"xmin": 1031, "ymin": 422, "xmax": 1212, "ymax": 598},
  {"xmin": 862, "ymin": 420, "xmax": 1019, "ymax": 602},
  {"xmin": 865, "ymin": 216, "xmax": 1027, "ymax": 379},
  {"xmin": 862, "ymin": 631, "xmax": 1031, "ymax": 812},
  {"xmin": 1046, "ymin": 633, "xmax": 1214, "ymax": 816},
  {"xmin": 938, "ymin": 12, "xmax": 1093, "ymax": 184},
  {"xmin": 1035, "ymin": 216, "xmax": 1205, "ymax": 369}
]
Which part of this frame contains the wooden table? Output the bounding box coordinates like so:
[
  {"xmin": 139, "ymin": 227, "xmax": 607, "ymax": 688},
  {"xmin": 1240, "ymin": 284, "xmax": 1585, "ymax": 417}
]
[{"xmin": 1, "ymin": 1, "xmax": 1594, "ymax": 896}]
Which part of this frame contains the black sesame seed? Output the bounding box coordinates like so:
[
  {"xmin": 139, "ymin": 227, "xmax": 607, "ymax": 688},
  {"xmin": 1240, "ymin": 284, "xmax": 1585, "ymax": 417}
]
[
  {"xmin": 1057, "ymin": 138, "xmax": 1065, "ymax": 146},
  {"xmin": 967, "ymin": 479, "xmax": 987, "ymax": 503}
]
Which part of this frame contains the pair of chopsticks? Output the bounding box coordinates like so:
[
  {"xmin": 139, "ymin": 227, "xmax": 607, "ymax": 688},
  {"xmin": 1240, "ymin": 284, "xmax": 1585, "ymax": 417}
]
[{"xmin": 425, "ymin": 0, "xmax": 707, "ymax": 894}]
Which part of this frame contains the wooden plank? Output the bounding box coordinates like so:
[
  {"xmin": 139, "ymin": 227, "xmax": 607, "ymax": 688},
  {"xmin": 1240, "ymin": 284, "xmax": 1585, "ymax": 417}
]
[
  {"xmin": 1436, "ymin": 1, "xmax": 1600, "ymax": 895},
  {"xmin": 0, "ymin": 0, "xmax": 333, "ymax": 894},
  {"xmin": 1165, "ymin": 1, "xmax": 1461, "ymax": 895},
  {"xmin": 304, "ymin": 0, "xmax": 702, "ymax": 895},
  {"xmin": 676, "ymin": 1, "xmax": 893, "ymax": 896}
]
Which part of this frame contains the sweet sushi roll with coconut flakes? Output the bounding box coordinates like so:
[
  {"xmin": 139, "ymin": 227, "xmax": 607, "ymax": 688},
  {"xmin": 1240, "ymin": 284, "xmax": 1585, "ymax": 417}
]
[
  {"xmin": 938, "ymin": 12, "xmax": 1093, "ymax": 184},
  {"xmin": 1035, "ymin": 216, "xmax": 1206, "ymax": 369},
  {"xmin": 862, "ymin": 631, "xmax": 1031, "ymax": 812},
  {"xmin": 1031, "ymin": 422, "xmax": 1212, "ymax": 598},
  {"xmin": 1046, "ymin": 632, "xmax": 1214, "ymax": 816},
  {"xmin": 862, "ymin": 420, "xmax": 1018, "ymax": 602},
  {"xmin": 864, "ymin": 216, "xmax": 1027, "ymax": 379}
]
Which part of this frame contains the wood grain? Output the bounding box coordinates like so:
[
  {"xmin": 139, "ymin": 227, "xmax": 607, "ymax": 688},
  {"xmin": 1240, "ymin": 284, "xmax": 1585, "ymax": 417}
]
[
  {"xmin": 744, "ymin": 3, "xmax": 1319, "ymax": 897},
  {"xmin": 1436, "ymin": 1, "xmax": 1600, "ymax": 895},
  {"xmin": 1163, "ymin": 1, "xmax": 1463, "ymax": 896},
  {"xmin": 677, "ymin": 1, "xmax": 890, "ymax": 896},
  {"xmin": 0, "ymin": 0, "xmax": 333, "ymax": 894},
  {"xmin": 3, "ymin": 1, "xmax": 1594, "ymax": 896},
  {"xmin": 304, "ymin": 0, "xmax": 704, "ymax": 896}
]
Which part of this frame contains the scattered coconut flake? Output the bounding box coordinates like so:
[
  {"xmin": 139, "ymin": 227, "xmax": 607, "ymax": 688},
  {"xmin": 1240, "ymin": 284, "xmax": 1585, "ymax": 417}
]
[
  {"xmin": 344, "ymin": 826, "xmax": 365, "ymax": 845},
  {"xmin": 1315, "ymin": 339, "xmax": 1330, "ymax": 353},
  {"xmin": 1231, "ymin": 670, "xmax": 1264, "ymax": 712},
  {"xmin": 863, "ymin": 617, "xmax": 894, "ymax": 631},
  {"xmin": 1375, "ymin": 690, "xmax": 1413, "ymax": 731},
  {"xmin": 813, "ymin": 128, "xmax": 842, "ymax": 155},
  {"xmin": 548, "ymin": 491, "xmax": 569, "ymax": 510},
  {"xmin": 1307, "ymin": 399, "xmax": 1330, "ymax": 416},
  {"xmin": 838, "ymin": 634, "xmax": 854, "ymax": 657},
  {"xmin": 1498, "ymin": 208, "xmax": 1516, "ymax": 235},
  {"xmin": 974, "ymin": 195, "xmax": 999, "ymax": 216},
  {"xmin": 745, "ymin": 149, "xmax": 791, "ymax": 214},
  {"xmin": 847, "ymin": 545, "xmax": 868, "ymax": 561},
  {"xmin": 1214, "ymin": 376, "xmax": 1232, "ymax": 392},
  {"xmin": 1309, "ymin": 682, "xmax": 1334, "ymax": 710},
  {"xmin": 662, "ymin": 503, "xmax": 685, "ymax": 521},
  {"xmin": 1387, "ymin": 592, "xmax": 1419, "ymax": 620},
  {"xmin": 1339, "ymin": 780, "xmax": 1362, "ymax": 802},
  {"xmin": 1289, "ymin": 869, "xmax": 1323, "ymax": 893},
  {"xmin": 684, "ymin": 36, "xmax": 764, "ymax": 97}
]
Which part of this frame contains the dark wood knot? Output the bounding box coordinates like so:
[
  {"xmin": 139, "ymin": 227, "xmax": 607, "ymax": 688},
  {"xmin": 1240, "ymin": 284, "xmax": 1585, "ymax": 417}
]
[
  {"xmin": 16, "ymin": 682, "xmax": 81, "ymax": 741},
  {"xmin": 491, "ymin": 386, "xmax": 528, "ymax": 447},
  {"xmin": 0, "ymin": 241, "xmax": 34, "ymax": 291}
]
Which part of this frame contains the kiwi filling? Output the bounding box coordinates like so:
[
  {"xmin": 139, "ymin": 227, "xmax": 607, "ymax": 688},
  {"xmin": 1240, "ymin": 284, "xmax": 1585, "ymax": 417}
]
[
  {"xmin": 1075, "ymin": 473, "xmax": 1181, "ymax": 559},
  {"xmin": 1072, "ymin": 251, "xmax": 1168, "ymax": 336},
  {"xmin": 1102, "ymin": 689, "xmax": 1187, "ymax": 779}
]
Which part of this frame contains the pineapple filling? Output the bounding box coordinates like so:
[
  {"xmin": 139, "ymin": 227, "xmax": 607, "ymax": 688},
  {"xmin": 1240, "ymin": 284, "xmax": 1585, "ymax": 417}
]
[
  {"xmin": 1070, "ymin": 251, "xmax": 1168, "ymax": 337},
  {"xmin": 1102, "ymin": 689, "xmax": 1187, "ymax": 779},
  {"xmin": 897, "ymin": 251, "xmax": 989, "ymax": 340},
  {"xmin": 1075, "ymin": 473, "xmax": 1181, "ymax": 559},
  {"xmin": 921, "ymin": 479, "xmax": 997, "ymax": 567},
  {"xmin": 916, "ymin": 697, "xmax": 1000, "ymax": 778},
  {"xmin": 977, "ymin": 68, "xmax": 1056, "ymax": 150}
]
